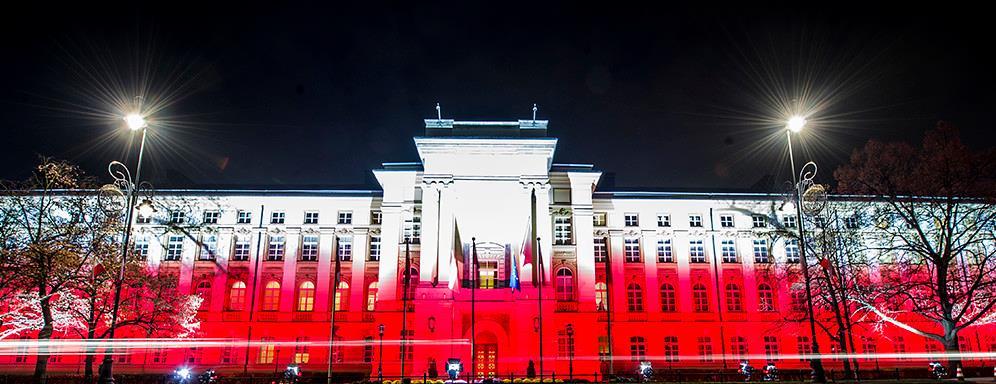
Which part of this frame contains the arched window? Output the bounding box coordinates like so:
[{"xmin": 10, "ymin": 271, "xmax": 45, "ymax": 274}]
[
  {"xmin": 693, "ymin": 284, "xmax": 709, "ymax": 312},
  {"xmin": 366, "ymin": 282, "xmax": 379, "ymax": 311},
  {"xmin": 758, "ymin": 283, "xmax": 775, "ymax": 311},
  {"xmin": 262, "ymin": 281, "xmax": 281, "ymax": 311},
  {"xmin": 725, "ymin": 283, "xmax": 743, "ymax": 312},
  {"xmin": 196, "ymin": 281, "xmax": 212, "ymax": 311},
  {"xmin": 334, "ymin": 281, "xmax": 349, "ymax": 311},
  {"xmin": 595, "ymin": 282, "xmax": 608, "ymax": 311},
  {"xmin": 626, "ymin": 283, "xmax": 644, "ymax": 312},
  {"xmin": 403, "ymin": 268, "xmax": 418, "ymax": 300},
  {"xmin": 297, "ymin": 281, "xmax": 315, "ymax": 312},
  {"xmin": 660, "ymin": 283, "xmax": 676, "ymax": 312},
  {"xmin": 555, "ymin": 268, "xmax": 575, "ymax": 302},
  {"xmin": 229, "ymin": 281, "xmax": 247, "ymax": 311}
]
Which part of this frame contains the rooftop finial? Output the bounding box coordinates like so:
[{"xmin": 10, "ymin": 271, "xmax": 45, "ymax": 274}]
[
  {"xmin": 532, "ymin": 103, "xmax": 538, "ymax": 121},
  {"xmin": 436, "ymin": 103, "xmax": 442, "ymax": 120}
]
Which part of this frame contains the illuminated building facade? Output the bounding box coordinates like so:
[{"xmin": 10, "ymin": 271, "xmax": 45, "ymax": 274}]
[{"xmin": 6, "ymin": 118, "xmax": 994, "ymax": 377}]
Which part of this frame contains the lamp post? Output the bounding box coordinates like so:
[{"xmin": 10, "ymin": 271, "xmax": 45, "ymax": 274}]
[
  {"xmin": 98, "ymin": 101, "xmax": 152, "ymax": 384},
  {"xmin": 378, "ymin": 324, "xmax": 385, "ymax": 383},
  {"xmin": 784, "ymin": 116, "xmax": 827, "ymax": 384},
  {"xmin": 566, "ymin": 324, "xmax": 574, "ymax": 382}
]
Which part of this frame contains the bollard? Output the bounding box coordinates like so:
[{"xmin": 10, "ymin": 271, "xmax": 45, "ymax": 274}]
[{"xmin": 956, "ymin": 365, "xmax": 965, "ymax": 382}]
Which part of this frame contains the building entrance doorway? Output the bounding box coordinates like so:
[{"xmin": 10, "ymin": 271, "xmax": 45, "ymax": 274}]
[{"xmin": 474, "ymin": 344, "xmax": 498, "ymax": 378}]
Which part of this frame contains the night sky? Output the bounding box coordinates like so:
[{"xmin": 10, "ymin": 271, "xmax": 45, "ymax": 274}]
[{"xmin": 1, "ymin": 2, "xmax": 993, "ymax": 191}]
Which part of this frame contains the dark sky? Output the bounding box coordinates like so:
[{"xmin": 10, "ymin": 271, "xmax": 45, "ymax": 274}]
[{"xmin": 1, "ymin": 2, "xmax": 993, "ymax": 191}]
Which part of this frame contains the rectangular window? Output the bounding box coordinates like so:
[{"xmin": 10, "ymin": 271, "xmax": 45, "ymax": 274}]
[
  {"xmin": 233, "ymin": 240, "xmax": 251, "ymax": 261},
  {"xmin": 720, "ymin": 214, "xmax": 734, "ymax": 228},
  {"xmin": 136, "ymin": 214, "xmax": 151, "ymax": 224},
  {"xmin": 721, "ymin": 239, "xmax": 737, "ymax": 263},
  {"xmin": 237, "ymin": 210, "xmax": 252, "ymax": 224},
  {"xmin": 170, "ymin": 211, "xmax": 186, "ymax": 224},
  {"xmin": 697, "ymin": 336, "xmax": 714, "ymax": 362},
  {"xmin": 624, "ymin": 237, "xmax": 641, "ymax": 263},
  {"xmin": 304, "ymin": 211, "xmax": 319, "ymax": 224},
  {"xmin": 371, "ymin": 211, "xmax": 382, "ymax": 225},
  {"xmin": 338, "ymin": 211, "xmax": 352, "ymax": 225},
  {"xmin": 267, "ymin": 236, "xmax": 285, "ymax": 261},
  {"xmin": 369, "ymin": 236, "xmax": 381, "ymax": 261},
  {"xmin": 363, "ymin": 337, "xmax": 374, "ymax": 363},
  {"xmin": 663, "ymin": 336, "xmax": 679, "ymax": 362},
  {"xmin": 301, "ymin": 236, "xmax": 319, "ymax": 261},
  {"xmin": 764, "ymin": 336, "xmax": 779, "ymax": 362},
  {"xmin": 593, "ymin": 237, "xmax": 608, "ymax": 262},
  {"xmin": 630, "ymin": 337, "xmax": 646, "ymax": 362},
  {"xmin": 599, "ymin": 336, "xmax": 610, "ymax": 362},
  {"xmin": 730, "ymin": 337, "xmax": 748, "ymax": 359},
  {"xmin": 258, "ymin": 337, "xmax": 275, "ymax": 364},
  {"xmin": 337, "ymin": 236, "xmax": 352, "ymax": 261},
  {"xmin": 797, "ymin": 336, "xmax": 812, "ymax": 361},
  {"xmin": 624, "ymin": 213, "xmax": 639, "ymax": 227},
  {"xmin": 752, "ymin": 215, "xmax": 767, "ymax": 228},
  {"xmin": 270, "ymin": 211, "xmax": 285, "ymax": 224},
  {"xmin": 785, "ymin": 239, "xmax": 800, "ymax": 263},
  {"xmin": 846, "ymin": 216, "xmax": 859, "ymax": 229},
  {"xmin": 657, "ymin": 214, "xmax": 671, "ymax": 228},
  {"xmin": 294, "ymin": 337, "xmax": 310, "ymax": 364},
  {"xmin": 657, "ymin": 239, "xmax": 673, "ymax": 263},
  {"xmin": 689, "ymin": 239, "xmax": 706, "ymax": 263},
  {"xmin": 133, "ymin": 237, "xmax": 149, "ymax": 260},
  {"xmin": 221, "ymin": 346, "xmax": 234, "ymax": 364},
  {"xmin": 199, "ymin": 235, "xmax": 217, "ymax": 261},
  {"xmin": 814, "ymin": 216, "xmax": 827, "ymax": 229},
  {"xmin": 403, "ymin": 216, "xmax": 421, "ymax": 244},
  {"xmin": 554, "ymin": 216, "xmax": 573, "ymax": 245},
  {"xmin": 557, "ymin": 329, "xmax": 575, "ymax": 358},
  {"xmin": 753, "ymin": 239, "xmax": 770, "ymax": 263},
  {"xmin": 165, "ymin": 235, "xmax": 184, "ymax": 261},
  {"xmin": 782, "ymin": 215, "xmax": 797, "ymax": 228},
  {"xmin": 203, "ymin": 211, "xmax": 220, "ymax": 224},
  {"xmin": 689, "ymin": 214, "xmax": 703, "ymax": 228},
  {"xmin": 399, "ymin": 330, "xmax": 414, "ymax": 361},
  {"xmin": 593, "ymin": 212, "xmax": 607, "ymax": 227}
]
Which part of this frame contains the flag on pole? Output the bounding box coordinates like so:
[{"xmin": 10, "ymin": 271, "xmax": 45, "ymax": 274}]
[{"xmin": 448, "ymin": 220, "xmax": 465, "ymax": 290}]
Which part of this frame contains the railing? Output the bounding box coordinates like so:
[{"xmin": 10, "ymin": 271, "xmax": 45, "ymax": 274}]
[{"xmin": 555, "ymin": 301, "xmax": 579, "ymax": 312}]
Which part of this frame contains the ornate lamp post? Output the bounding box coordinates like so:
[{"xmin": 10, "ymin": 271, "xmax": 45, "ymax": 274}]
[
  {"xmin": 98, "ymin": 100, "xmax": 153, "ymax": 384},
  {"xmin": 785, "ymin": 116, "xmax": 827, "ymax": 383},
  {"xmin": 566, "ymin": 324, "xmax": 574, "ymax": 381},
  {"xmin": 378, "ymin": 323, "xmax": 386, "ymax": 383}
]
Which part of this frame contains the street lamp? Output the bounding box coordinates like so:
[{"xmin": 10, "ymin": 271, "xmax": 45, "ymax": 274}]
[
  {"xmin": 566, "ymin": 324, "xmax": 574, "ymax": 381},
  {"xmin": 784, "ymin": 117, "xmax": 827, "ymax": 384},
  {"xmin": 98, "ymin": 98, "xmax": 153, "ymax": 384},
  {"xmin": 378, "ymin": 324, "xmax": 385, "ymax": 383}
]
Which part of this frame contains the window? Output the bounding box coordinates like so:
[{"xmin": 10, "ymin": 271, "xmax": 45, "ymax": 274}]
[
  {"xmin": 599, "ymin": 336, "xmax": 610, "ymax": 362},
  {"xmin": 297, "ymin": 281, "xmax": 315, "ymax": 312},
  {"xmin": 689, "ymin": 239, "xmax": 706, "ymax": 263},
  {"xmin": 814, "ymin": 216, "xmax": 827, "ymax": 229},
  {"xmin": 663, "ymin": 336, "xmax": 679, "ymax": 362},
  {"xmin": 753, "ymin": 239, "xmax": 769, "ymax": 263},
  {"xmin": 758, "ymin": 284, "xmax": 775, "ymax": 311},
  {"xmin": 893, "ymin": 336, "xmax": 906, "ymax": 360},
  {"xmin": 660, "ymin": 283, "xmax": 676, "ymax": 312},
  {"xmin": 785, "ymin": 239, "xmax": 800, "ymax": 263},
  {"xmin": 627, "ymin": 283, "xmax": 644, "ymax": 312},
  {"xmin": 136, "ymin": 214, "xmax": 151, "ymax": 224},
  {"xmin": 403, "ymin": 216, "xmax": 421, "ymax": 244},
  {"xmin": 152, "ymin": 347, "xmax": 168, "ymax": 363},
  {"xmin": 165, "ymin": 235, "xmax": 184, "ymax": 261},
  {"xmin": 657, "ymin": 239, "xmax": 673, "ymax": 263},
  {"xmin": 790, "ymin": 290, "xmax": 806, "ymax": 312},
  {"xmin": 593, "ymin": 238, "xmax": 608, "ymax": 263},
  {"xmin": 782, "ymin": 215, "xmax": 797, "ymax": 228},
  {"xmin": 399, "ymin": 330, "xmax": 414, "ymax": 361},
  {"xmin": 133, "ymin": 236, "xmax": 149, "ymax": 260},
  {"xmin": 798, "ymin": 336, "xmax": 812, "ymax": 361},
  {"xmin": 229, "ymin": 281, "xmax": 247, "ymax": 311},
  {"xmin": 752, "ymin": 215, "xmax": 767, "ymax": 228},
  {"xmin": 554, "ymin": 216, "xmax": 572, "ymax": 245},
  {"xmin": 233, "ymin": 240, "xmax": 251, "ymax": 261},
  {"xmin": 267, "ymin": 236, "xmax": 285, "ymax": 261},
  {"xmin": 624, "ymin": 213, "xmax": 639, "ymax": 227},
  {"xmin": 689, "ymin": 214, "xmax": 703, "ymax": 227},
  {"xmin": 720, "ymin": 214, "xmax": 734, "ymax": 228},
  {"xmin": 170, "ymin": 211, "xmax": 186, "ymax": 224},
  {"xmin": 196, "ymin": 281, "xmax": 212, "ymax": 311},
  {"xmin": 630, "ymin": 336, "xmax": 646, "ymax": 361},
  {"xmin": 337, "ymin": 236, "xmax": 352, "ymax": 261},
  {"xmin": 721, "ymin": 239, "xmax": 737, "ymax": 263},
  {"xmin": 478, "ymin": 261, "xmax": 497, "ymax": 289},
  {"xmin": 624, "ymin": 237, "xmax": 641, "ymax": 262},
  {"xmin": 593, "ymin": 212, "xmax": 607, "ymax": 227},
  {"xmin": 203, "ymin": 210, "xmax": 220, "ymax": 224},
  {"xmin": 764, "ymin": 336, "xmax": 779, "ymax": 362},
  {"xmin": 595, "ymin": 282, "xmax": 608, "ymax": 312},
  {"xmin": 221, "ymin": 346, "xmax": 234, "ymax": 364},
  {"xmin": 557, "ymin": 327, "xmax": 575, "ymax": 358},
  {"xmin": 403, "ymin": 267, "xmax": 418, "ymax": 299},
  {"xmin": 369, "ymin": 236, "xmax": 381, "ymax": 261},
  {"xmin": 270, "ymin": 211, "xmax": 285, "ymax": 224},
  {"xmin": 657, "ymin": 214, "xmax": 671, "ymax": 227},
  {"xmin": 697, "ymin": 336, "xmax": 714, "ymax": 362},
  {"xmin": 726, "ymin": 284, "xmax": 743, "ymax": 312},
  {"xmin": 363, "ymin": 337, "xmax": 374, "ymax": 362},
  {"xmin": 262, "ymin": 281, "xmax": 280, "ymax": 311},
  {"xmin": 555, "ymin": 268, "xmax": 575, "ymax": 301},
  {"xmin": 845, "ymin": 216, "xmax": 859, "ymax": 229},
  {"xmin": 294, "ymin": 337, "xmax": 310, "ymax": 364},
  {"xmin": 371, "ymin": 211, "xmax": 382, "ymax": 225},
  {"xmin": 258, "ymin": 337, "xmax": 275, "ymax": 364},
  {"xmin": 861, "ymin": 336, "xmax": 877, "ymax": 362},
  {"xmin": 338, "ymin": 211, "xmax": 352, "ymax": 225},
  {"xmin": 304, "ymin": 211, "xmax": 319, "ymax": 224},
  {"xmin": 693, "ymin": 284, "xmax": 709, "ymax": 312},
  {"xmin": 301, "ymin": 236, "xmax": 319, "ymax": 261},
  {"xmin": 366, "ymin": 282, "xmax": 378, "ymax": 311},
  {"xmin": 731, "ymin": 336, "xmax": 748, "ymax": 359},
  {"xmin": 199, "ymin": 235, "xmax": 217, "ymax": 260},
  {"xmin": 237, "ymin": 210, "xmax": 252, "ymax": 224},
  {"xmin": 334, "ymin": 281, "xmax": 349, "ymax": 311}
]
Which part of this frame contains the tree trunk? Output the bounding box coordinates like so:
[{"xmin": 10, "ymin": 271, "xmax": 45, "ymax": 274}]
[
  {"xmin": 84, "ymin": 321, "xmax": 97, "ymax": 383},
  {"xmin": 942, "ymin": 324, "xmax": 961, "ymax": 373},
  {"xmin": 33, "ymin": 288, "xmax": 53, "ymax": 384}
]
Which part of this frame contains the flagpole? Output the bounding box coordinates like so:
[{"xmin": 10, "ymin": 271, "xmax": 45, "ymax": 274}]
[
  {"xmin": 327, "ymin": 246, "xmax": 341, "ymax": 384},
  {"xmin": 537, "ymin": 236, "xmax": 544, "ymax": 383},
  {"xmin": 402, "ymin": 239, "xmax": 411, "ymax": 381},
  {"xmin": 605, "ymin": 240, "xmax": 613, "ymax": 379},
  {"xmin": 471, "ymin": 237, "xmax": 478, "ymax": 382}
]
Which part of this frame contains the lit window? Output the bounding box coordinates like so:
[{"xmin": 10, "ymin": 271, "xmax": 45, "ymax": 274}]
[
  {"xmin": 338, "ymin": 211, "xmax": 352, "ymax": 225},
  {"xmin": 478, "ymin": 261, "xmax": 497, "ymax": 289},
  {"xmin": 689, "ymin": 214, "xmax": 703, "ymax": 228},
  {"xmin": 369, "ymin": 236, "xmax": 381, "ymax": 261},
  {"xmin": 555, "ymin": 268, "xmax": 575, "ymax": 302},
  {"xmin": 262, "ymin": 281, "xmax": 280, "ymax": 311},
  {"xmin": 785, "ymin": 239, "xmax": 800, "ymax": 263},
  {"xmin": 758, "ymin": 283, "xmax": 775, "ymax": 311},
  {"xmin": 337, "ymin": 236, "xmax": 352, "ymax": 261},
  {"xmin": 660, "ymin": 283, "xmax": 676, "ymax": 312},
  {"xmin": 403, "ymin": 267, "xmax": 418, "ymax": 299},
  {"xmin": 554, "ymin": 216, "xmax": 573, "ymax": 245},
  {"xmin": 624, "ymin": 213, "xmax": 639, "ymax": 227},
  {"xmin": 229, "ymin": 281, "xmax": 247, "ymax": 311},
  {"xmin": 693, "ymin": 284, "xmax": 709, "ymax": 312},
  {"xmin": 630, "ymin": 336, "xmax": 646, "ymax": 361},
  {"xmin": 267, "ymin": 236, "xmax": 285, "ymax": 261},
  {"xmin": 301, "ymin": 236, "xmax": 319, "ymax": 261},
  {"xmin": 258, "ymin": 337, "xmax": 275, "ymax": 364},
  {"xmin": 697, "ymin": 336, "xmax": 714, "ymax": 362},
  {"xmin": 595, "ymin": 282, "xmax": 608, "ymax": 311},
  {"xmin": 233, "ymin": 240, "xmax": 250, "ymax": 261},
  {"xmin": 203, "ymin": 210, "xmax": 220, "ymax": 224},
  {"xmin": 721, "ymin": 239, "xmax": 737, "ymax": 263},
  {"xmin": 627, "ymin": 283, "xmax": 644, "ymax": 312},
  {"xmin": 270, "ymin": 211, "xmax": 285, "ymax": 224},
  {"xmin": 593, "ymin": 212, "xmax": 607, "ymax": 227},
  {"xmin": 297, "ymin": 281, "xmax": 315, "ymax": 312},
  {"xmin": 366, "ymin": 282, "xmax": 378, "ymax": 311},
  {"xmin": 725, "ymin": 284, "xmax": 743, "ymax": 312},
  {"xmin": 304, "ymin": 211, "xmax": 319, "ymax": 224},
  {"xmin": 294, "ymin": 337, "xmax": 310, "ymax": 364},
  {"xmin": 334, "ymin": 281, "xmax": 349, "ymax": 311},
  {"xmin": 624, "ymin": 237, "xmax": 641, "ymax": 263},
  {"xmin": 689, "ymin": 239, "xmax": 706, "ymax": 263},
  {"xmin": 237, "ymin": 210, "xmax": 252, "ymax": 224},
  {"xmin": 752, "ymin": 215, "xmax": 767, "ymax": 228},
  {"xmin": 657, "ymin": 214, "xmax": 671, "ymax": 227},
  {"xmin": 657, "ymin": 239, "xmax": 673, "ymax": 263},
  {"xmin": 720, "ymin": 214, "xmax": 734, "ymax": 228},
  {"xmin": 165, "ymin": 235, "xmax": 184, "ymax": 261},
  {"xmin": 753, "ymin": 239, "xmax": 769, "ymax": 263},
  {"xmin": 593, "ymin": 237, "xmax": 608, "ymax": 262}
]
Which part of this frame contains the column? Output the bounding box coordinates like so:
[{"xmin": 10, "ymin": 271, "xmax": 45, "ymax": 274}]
[
  {"xmin": 350, "ymin": 228, "xmax": 369, "ymax": 313},
  {"xmin": 279, "ymin": 231, "xmax": 299, "ymax": 312},
  {"xmin": 642, "ymin": 230, "xmax": 660, "ymax": 315},
  {"xmin": 314, "ymin": 230, "xmax": 335, "ymax": 313}
]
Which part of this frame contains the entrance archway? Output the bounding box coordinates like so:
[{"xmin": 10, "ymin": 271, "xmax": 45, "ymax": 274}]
[{"xmin": 475, "ymin": 331, "xmax": 499, "ymax": 378}]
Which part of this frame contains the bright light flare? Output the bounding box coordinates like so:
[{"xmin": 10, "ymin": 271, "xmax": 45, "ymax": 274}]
[
  {"xmin": 124, "ymin": 113, "xmax": 147, "ymax": 130},
  {"xmin": 136, "ymin": 199, "xmax": 155, "ymax": 218},
  {"xmin": 786, "ymin": 116, "xmax": 806, "ymax": 132}
]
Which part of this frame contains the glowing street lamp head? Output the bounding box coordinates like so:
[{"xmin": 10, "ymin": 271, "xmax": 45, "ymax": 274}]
[
  {"xmin": 124, "ymin": 113, "xmax": 147, "ymax": 130},
  {"xmin": 786, "ymin": 116, "xmax": 807, "ymax": 133}
]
